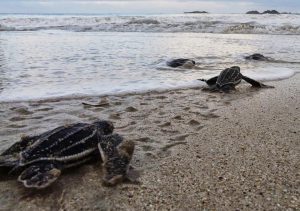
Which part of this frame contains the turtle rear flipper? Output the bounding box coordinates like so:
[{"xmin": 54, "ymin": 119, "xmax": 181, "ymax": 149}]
[
  {"xmin": 1, "ymin": 135, "xmax": 41, "ymax": 156},
  {"xmin": 0, "ymin": 154, "xmax": 24, "ymax": 175},
  {"xmin": 18, "ymin": 163, "xmax": 61, "ymax": 189},
  {"xmin": 242, "ymin": 75, "xmax": 274, "ymax": 88},
  {"xmin": 0, "ymin": 154, "xmax": 19, "ymax": 168}
]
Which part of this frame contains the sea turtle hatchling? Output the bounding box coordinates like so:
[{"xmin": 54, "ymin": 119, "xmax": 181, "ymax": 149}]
[
  {"xmin": 245, "ymin": 53, "xmax": 271, "ymax": 61},
  {"xmin": 0, "ymin": 120, "xmax": 136, "ymax": 188},
  {"xmin": 198, "ymin": 66, "xmax": 274, "ymax": 92},
  {"xmin": 167, "ymin": 58, "xmax": 196, "ymax": 68}
]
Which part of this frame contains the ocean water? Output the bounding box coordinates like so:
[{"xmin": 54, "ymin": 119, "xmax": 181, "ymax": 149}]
[{"xmin": 0, "ymin": 14, "xmax": 300, "ymax": 102}]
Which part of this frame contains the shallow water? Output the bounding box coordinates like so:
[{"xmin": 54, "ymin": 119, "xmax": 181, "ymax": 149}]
[{"xmin": 0, "ymin": 14, "xmax": 300, "ymax": 102}]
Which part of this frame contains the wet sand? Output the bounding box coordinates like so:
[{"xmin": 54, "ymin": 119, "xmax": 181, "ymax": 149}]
[{"xmin": 0, "ymin": 74, "xmax": 299, "ymax": 210}]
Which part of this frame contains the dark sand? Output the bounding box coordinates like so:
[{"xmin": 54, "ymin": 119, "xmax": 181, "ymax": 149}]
[{"xmin": 0, "ymin": 74, "xmax": 299, "ymax": 210}]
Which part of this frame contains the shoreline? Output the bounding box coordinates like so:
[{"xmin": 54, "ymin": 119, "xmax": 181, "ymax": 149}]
[
  {"xmin": 0, "ymin": 74, "xmax": 299, "ymax": 210},
  {"xmin": 1, "ymin": 72, "xmax": 298, "ymax": 104}
]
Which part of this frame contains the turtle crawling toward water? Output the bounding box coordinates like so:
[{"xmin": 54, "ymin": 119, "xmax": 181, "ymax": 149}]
[
  {"xmin": 167, "ymin": 58, "xmax": 196, "ymax": 68},
  {"xmin": 198, "ymin": 66, "xmax": 274, "ymax": 92},
  {"xmin": 245, "ymin": 53, "xmax": 271, "ymax": 61},
  {"xmin": 0, "ymin": 120, "xmax": 136, "ymax": 188}
]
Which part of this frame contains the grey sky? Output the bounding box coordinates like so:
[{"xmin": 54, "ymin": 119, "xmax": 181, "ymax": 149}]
[{"xmin": 0, "ymin": 0, "xmax": 299, "ymax": 14}]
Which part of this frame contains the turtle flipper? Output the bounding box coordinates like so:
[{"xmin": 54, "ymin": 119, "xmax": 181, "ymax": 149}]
[
  {"xmin": 102, "ymin": 139, "xmax": 135, "ymax": 186},
  {"xmin": 242, "ymin": 75, "xmax": 274, "ymax": 88},
  {"xmin": 18, "ymin": 163, "xmax": 61, "ymax": 189},
  {"xmin": 1, "ymin": 135, "xmax": 41, "ymax": 156},
  {"xmin": 1, "ymin": 135, "xmax": 40, "ymax": 173},
  {"xmin": 0, "ymin": 154, "xmax": 19, "ymax": 168},
  {"xmin": 98, "ymin": 134, "xmax": 135, "ymax": 186},
  {"xmin": 202, "ymin": 84, "xmax": 219, "ymax": 92},
  {"xmin": 198, "ymin": 76, "xmax": 219, "ymax": 86},
  {"xmin": 124, "ymin": 166, "xmax": 141, "ymax": 184}
]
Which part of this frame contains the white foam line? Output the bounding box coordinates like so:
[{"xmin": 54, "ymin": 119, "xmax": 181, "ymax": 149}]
[
  {"xmin": 1, "ymin": 71, "xmax": 298, "ymax": 103},
  {"xmin": 1, "ymin": 14, "xmax": 300, "ymax": 35},
  {"xmin": 244, "ymin": 67, "xmax": 297, "ymax": 81}
]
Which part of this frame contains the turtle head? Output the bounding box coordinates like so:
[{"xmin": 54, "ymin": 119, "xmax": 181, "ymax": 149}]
[
  {"xmin": 101, "ymin": 140, "xmax": 135, "ymax": 186},
  {"xmin": 183, "ymin": 60, "xmax": 196, "ymax": 68},
  {"xmin": 230, "ymin": 66, "xmax": 240, "ymax": 71},
  {"xmin": 93, "ymin": 120, "xmax": 114, "ymax": 135}
]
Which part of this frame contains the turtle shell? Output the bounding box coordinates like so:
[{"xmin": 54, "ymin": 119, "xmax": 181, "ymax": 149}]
[
  {"xmin": 216, "ymin": 66, "xmax": 242, "ymax": 88},
  {"xmin": 245, "ymin": 53, "xmax": 268, "ymax": 61},
  {"xmin": 19, "ymin": 121, "xmax": 113, "ymax": 166}
]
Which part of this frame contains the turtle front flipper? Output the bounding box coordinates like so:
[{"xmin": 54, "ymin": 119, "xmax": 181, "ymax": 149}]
[
  {"xmin": 18, "ymin": 163, "xmax": 61, "ymax": 189},
  {"xmin": 201, "ymin": 84, "xmax": 219, "ymax": 92},
  {"xmin": 198, "ymin": 76, "xmax": 218, "ymax": 86},
  {"xmin": 242, "ymin": 75, "xmax": 274, "ymax": 88},
  {"xmin": 102, "ymin": 140, "xmax": 135, "ymax": 186},
  {"xmin": 98, "ymin": 134, "xmax": 135, "ymax": 186}
]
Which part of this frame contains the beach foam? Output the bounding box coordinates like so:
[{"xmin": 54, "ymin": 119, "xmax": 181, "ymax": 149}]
[
  {"xmin": 244, "ymin": 67, "xmax": 298, "ymax": 81},
  {"xmin": 1, "ymin": 14, "xmax": 300, "ymax": 34}
]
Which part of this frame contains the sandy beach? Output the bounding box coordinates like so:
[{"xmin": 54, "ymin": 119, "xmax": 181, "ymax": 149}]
[{"xmin": 0, "ymin": 74, "xmax": 299, "ymax": 210}]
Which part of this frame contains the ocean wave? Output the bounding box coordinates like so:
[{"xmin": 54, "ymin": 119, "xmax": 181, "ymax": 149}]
[
  {"xmin": 127, "ymin": 18, "xmax": 160, "ymax": 25},
  {"xmin": 0, "ymin": 24, "xmax": 15, "ymax": 31},
  {"xmin": 1, "ymin": 14, "xmax": 300, "ymax": 34}
]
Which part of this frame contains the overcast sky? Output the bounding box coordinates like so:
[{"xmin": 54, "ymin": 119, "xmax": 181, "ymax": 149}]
[{"xmin": 0, "ymin": 0, "xmax": 299, "ymax": 14}]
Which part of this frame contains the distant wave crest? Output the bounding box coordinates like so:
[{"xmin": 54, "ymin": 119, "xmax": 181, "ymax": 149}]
[{"xmin": 1, "ymin": 14, "xmax": 300, "ymax": 34}]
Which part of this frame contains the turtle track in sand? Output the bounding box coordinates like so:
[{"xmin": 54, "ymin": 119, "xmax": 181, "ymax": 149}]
[{"xmin": 0, "ymin": 83, "xmax": 273, "ymax": 210}]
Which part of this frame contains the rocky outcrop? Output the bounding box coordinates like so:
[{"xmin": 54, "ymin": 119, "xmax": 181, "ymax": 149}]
[
  {"xmin": 246, "ymin": 11, "xmax": 260, "ymax": 14},
  {"xmin": 262, "ymin": 10, "xmax": 280, "ymax": 14},
  {"xmin": 246, "ymin": 10, "xmax": 282, "ymax": 14},
  {"xmin": 184, "ymin": 11, "xmax": 208, "ymax": 14}
]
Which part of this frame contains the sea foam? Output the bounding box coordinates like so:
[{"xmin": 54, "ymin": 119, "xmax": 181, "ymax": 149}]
[{"xmin": 1, "ymin": 14, "xmax": 300, "ymax": 34}]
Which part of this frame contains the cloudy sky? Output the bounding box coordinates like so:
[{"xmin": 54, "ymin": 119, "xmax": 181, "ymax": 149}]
[{"xmin": 0, "ymin": 0, "xmax": 299, "ymax": 14}]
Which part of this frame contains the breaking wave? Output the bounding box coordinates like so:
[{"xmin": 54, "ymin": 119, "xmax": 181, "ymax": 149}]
[{"xmin": 1, "ymin": 14, "xmax": 300, "ymax": 34}]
